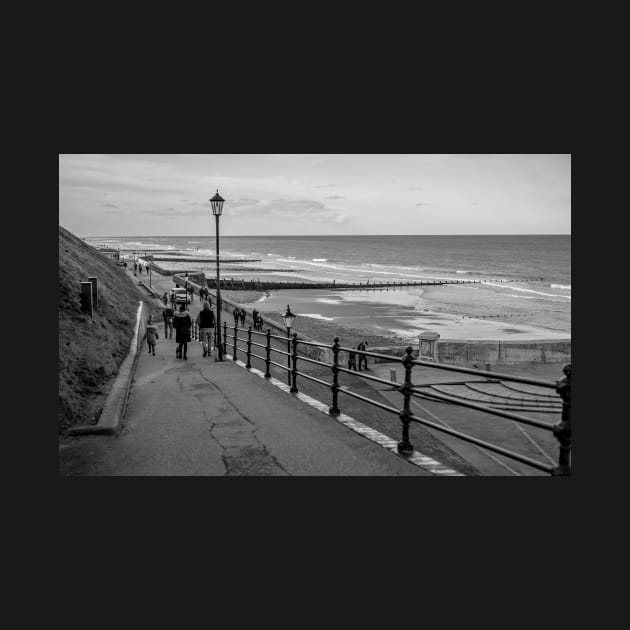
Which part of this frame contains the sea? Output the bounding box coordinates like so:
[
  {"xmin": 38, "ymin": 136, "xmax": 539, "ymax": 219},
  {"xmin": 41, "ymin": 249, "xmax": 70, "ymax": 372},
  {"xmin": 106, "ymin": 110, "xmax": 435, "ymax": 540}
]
[{"xmin": 85, "ymin": 235, "xmax": 571, "ymax": 341}]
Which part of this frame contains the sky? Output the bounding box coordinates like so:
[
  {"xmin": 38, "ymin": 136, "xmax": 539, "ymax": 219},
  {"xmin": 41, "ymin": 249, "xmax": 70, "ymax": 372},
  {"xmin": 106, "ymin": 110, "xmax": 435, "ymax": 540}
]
[{"xmin": 59, "ymin": 154, "xmax": 571, "ymax": 236}]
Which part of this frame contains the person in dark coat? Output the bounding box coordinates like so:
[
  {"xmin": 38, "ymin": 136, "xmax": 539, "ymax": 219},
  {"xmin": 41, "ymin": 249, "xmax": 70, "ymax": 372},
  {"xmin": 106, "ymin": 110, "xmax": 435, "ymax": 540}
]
[
  {"xmin": 173, "ymin": 304, "xmax": 192, "ymax": 359},
  {"xmin": 163, "ymin": 305, "xmax": 175, "ymax": 339},
  {"xmin": 347, "ymin": 349, "xmax": 357, "ymax": 371},
  {"xmin": 357, "ymin": 341, "xmax": 368, "ymax": 371},
  {"xmin": 233, "ymin": 307, "xmax": 240, "ymax": 327},
  {"xmin": 196, "ymin": 301, "xmax": 215, "ymax": 357},
  {"xmin": 239, "ymin": 308, "xmax": 246, "ymax": 327}
]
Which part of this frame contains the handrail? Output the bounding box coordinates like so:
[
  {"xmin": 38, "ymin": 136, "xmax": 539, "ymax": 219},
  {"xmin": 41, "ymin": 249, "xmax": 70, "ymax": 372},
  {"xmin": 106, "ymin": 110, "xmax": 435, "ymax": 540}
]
[{"xmin": 223, "ymin": 322, "xmax": 571, "ymax": 476}]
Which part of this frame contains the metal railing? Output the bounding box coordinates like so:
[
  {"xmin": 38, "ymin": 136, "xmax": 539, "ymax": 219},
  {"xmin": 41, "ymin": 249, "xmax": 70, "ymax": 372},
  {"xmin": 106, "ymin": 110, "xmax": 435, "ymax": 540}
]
[{"xmin": 220, "ymin": 323, "xmax": 571, "ymax": 476}]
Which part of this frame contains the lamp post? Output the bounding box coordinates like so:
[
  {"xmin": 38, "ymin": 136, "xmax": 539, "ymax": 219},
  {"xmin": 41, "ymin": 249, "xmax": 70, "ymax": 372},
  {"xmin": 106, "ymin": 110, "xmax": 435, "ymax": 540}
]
[
  {"xmin": 282, "ymin": 305, "xmax": 296, "ymax": 386},
  {"xmin": 210, "ymin": 190, "xmax": 225, "ymax": 361},
  {"xmin": 184, "ymin": 272, "xmax": 188, "ymax": 310}
]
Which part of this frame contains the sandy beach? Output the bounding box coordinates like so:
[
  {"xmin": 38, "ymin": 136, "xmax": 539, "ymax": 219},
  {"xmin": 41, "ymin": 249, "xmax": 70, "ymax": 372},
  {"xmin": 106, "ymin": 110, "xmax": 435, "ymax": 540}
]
[{"xmin": 253, "ymin": 285, "xmax": 570, "ymax": 344}]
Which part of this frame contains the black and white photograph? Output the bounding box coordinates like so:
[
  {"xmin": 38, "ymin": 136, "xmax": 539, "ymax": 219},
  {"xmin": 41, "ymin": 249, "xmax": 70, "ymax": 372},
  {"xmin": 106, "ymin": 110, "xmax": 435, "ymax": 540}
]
[{"xmin": 58, "ymin": 154, "xmax": 571, "ymax": 476}]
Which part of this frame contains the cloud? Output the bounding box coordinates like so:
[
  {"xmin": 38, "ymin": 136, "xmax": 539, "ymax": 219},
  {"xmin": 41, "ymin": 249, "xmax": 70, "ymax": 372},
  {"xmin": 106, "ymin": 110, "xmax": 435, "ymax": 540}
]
[
  {"xmin": 312, "ymin": 184, "xmax": 338, "ymax": 188},
  {"xmin": 416, "ymin": 202, "xmax": 432, "ymax": 206},
  {"xmin": 324, "ymin": 195, "xmax": 345, "ymax": 200},
  {"xmin": 472, "ymin": 201, "xmax": 480, "ymax": 205},
  {"xmin": 230, "ymin": 198, "xmax": 259, "ymax": 208},
  {"xmin": 100, "ymin": 203, "xmax": 118, "ymax": 208},
  {"xmin": 409, "ymin": 187, "xmax": 424, "ymax": 191},
  {"xmin": 230, "ymin": 198, "xmax": 350, "ymax": 224}
]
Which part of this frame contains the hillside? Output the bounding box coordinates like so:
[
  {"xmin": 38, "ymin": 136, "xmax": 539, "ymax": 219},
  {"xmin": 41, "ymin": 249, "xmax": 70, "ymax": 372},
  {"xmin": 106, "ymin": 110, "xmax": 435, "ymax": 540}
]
[{"xmin": 58, "ymin": 226, "xmax": 149, "ymax": 432}]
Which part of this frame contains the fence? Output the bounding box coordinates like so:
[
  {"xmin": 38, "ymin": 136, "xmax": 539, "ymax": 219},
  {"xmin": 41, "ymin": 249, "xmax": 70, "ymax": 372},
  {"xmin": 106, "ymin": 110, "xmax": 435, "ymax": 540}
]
[{"xmin": 213, "ymin": 323, "xmax": 571, "ymax": 476}]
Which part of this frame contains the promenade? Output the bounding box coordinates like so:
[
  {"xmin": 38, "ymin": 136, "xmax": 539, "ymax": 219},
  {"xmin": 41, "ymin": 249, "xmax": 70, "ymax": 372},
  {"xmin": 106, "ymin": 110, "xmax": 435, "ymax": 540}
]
[
  {"xmin": 59, "ymin": 267, "xmax": 563, "ymax": 476},
  {"xmin": 59, "ymin": 268, "xmax": 436, "ymax": 475}
]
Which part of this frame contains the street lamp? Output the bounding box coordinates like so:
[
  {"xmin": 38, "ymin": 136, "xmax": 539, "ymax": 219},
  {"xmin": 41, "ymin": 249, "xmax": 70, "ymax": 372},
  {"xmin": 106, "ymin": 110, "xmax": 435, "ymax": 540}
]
[
  {"xmin": 210, "ymin": 190, "xmax": 225, "ymax": 361},
  {"xmin": 282, "ymin": 305, "xmax": 296, "ymax": 386},
  {"xmin": 184, "ymin": 272, "xmax": 188, "ymax": 310}
]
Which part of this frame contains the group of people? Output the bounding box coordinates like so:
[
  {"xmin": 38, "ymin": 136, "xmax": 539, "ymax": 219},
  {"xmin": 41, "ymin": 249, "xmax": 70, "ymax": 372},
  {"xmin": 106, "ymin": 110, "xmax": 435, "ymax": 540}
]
[
  {"xmin": 133, "ymin": 261, "xmax": 147, "ymax": 275},
  {"xmin": 252, "ymin": 309, "xmax": 264, "ymax": 331},
  {"xmin": 231, "ymin": 307, "xmax": 264, "ymax": 331},
  {"xmin": 146, "ymin": 300, "xmax": 217, "ymax": 360},
  {"xmin": 347, "ymin": 341, "xmax": 369, "ymax": 371}
]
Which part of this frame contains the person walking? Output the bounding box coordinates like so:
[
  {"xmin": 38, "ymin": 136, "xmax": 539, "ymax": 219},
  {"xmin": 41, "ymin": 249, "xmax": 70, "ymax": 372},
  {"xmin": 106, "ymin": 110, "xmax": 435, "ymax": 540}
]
[
  {"xmin": 252, "ymin": 309, "xmax": 259, "ymax": 328},
  {"xmin": 196, "ymin": 301, "xmax": 215, "ymax": 357},
  {"xmin": 170, "ymin": 291, "xmax": 176, "ymax": 312},
  {"xmin": 347, "ymin": 349, "xmax": 358, "ymax": 371},
  {"xmin": 146, "ymin": 315, "xmax": 159, "ymax": 356},
  {"xmin": 357, "ymin": 341, "xmax": 368, "ymax": 371},
  {"xmin": 163, "ymin": 304, "xmax": 174, "ymax": 339},
  {"xmin": 239, "ymin": 308, "xmax": 246, "ymax": 327},
  {"xmin": 162, "ymin": 292, "xmax": 168, "ymax": 306},
  {"xmin": 233, "ymin": 307, "xmax": 240, "ymax": 328},
  {"xmin": 173, "ymin": 304, "xmax": 192, "ymax": 360}
]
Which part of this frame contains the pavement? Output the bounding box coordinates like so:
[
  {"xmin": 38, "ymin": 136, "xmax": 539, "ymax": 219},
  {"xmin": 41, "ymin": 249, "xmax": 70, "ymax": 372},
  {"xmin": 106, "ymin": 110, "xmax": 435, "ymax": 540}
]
[{"xmin": 59, "ymin": 269, "xmax": 434, "ymax": 475}]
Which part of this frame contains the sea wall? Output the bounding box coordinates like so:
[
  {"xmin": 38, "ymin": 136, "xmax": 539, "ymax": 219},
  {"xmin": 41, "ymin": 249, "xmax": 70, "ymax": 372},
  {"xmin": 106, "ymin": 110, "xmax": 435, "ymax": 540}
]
[{"xmin": 435, "ymin": 339, "xmax": 571, "ymax": 365}]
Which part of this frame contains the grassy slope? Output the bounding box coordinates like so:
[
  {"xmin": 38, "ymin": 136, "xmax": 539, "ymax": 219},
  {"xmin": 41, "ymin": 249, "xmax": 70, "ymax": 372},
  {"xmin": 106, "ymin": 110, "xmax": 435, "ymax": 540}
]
[{"xmin": 58, "ymin": 226, "xmax": 149, "ymax": 432}]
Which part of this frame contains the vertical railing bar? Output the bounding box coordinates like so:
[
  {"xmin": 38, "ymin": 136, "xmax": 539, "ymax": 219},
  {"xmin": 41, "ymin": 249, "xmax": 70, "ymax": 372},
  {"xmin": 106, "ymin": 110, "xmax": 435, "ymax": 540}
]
[
  {"xmin": 397, "ymin": 346, "xmax": 415, "ymax": 455},
  {"xmin": 329, "ymin": 337, "xmax": 340, "ymax": 416},
  {"xmin": 290, "ymin": 332, "xmax": 299, "ymax": 393},
  {"xmin": 264, "ymin": 329, "xmax": 272, "ymax": 378},
  {"xmin": 246, "ymin": 326, "xmax": 252, "ymax": 369},
  {"xmin": 552, "ymin": 364, "xmax": 572, "ymax": 476}
]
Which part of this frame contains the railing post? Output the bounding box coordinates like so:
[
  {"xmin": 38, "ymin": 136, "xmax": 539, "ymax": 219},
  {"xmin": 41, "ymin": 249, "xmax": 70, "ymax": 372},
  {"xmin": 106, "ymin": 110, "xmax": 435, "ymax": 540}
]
[
  {"xmin": 552, "ymin": 363, "xmax": 571, "ymax": 476},
  {"xmin": 233, "ymin": 323, "xmax": 238, "ymax": 361},
  {"xmin": 290, "ymin": 332, "xmax": 299, "ymax": 393},
  {"xmin": 397, "ymin": 346, "xmax": 415, "ymax": 455},
  {"xmin": 246, "ymin": 326, "xmax": 252, "ymax": 369},
  {"xmin": 223, "ymin": 321, "xmax": 228, "ymax": 355},
  {"xmin": 329, "ymin": 337, "xmax": 340, "ymax": 416},
  {"xmin": 264, "ymin": 329, "xmax": 272, "ymax": 378}
]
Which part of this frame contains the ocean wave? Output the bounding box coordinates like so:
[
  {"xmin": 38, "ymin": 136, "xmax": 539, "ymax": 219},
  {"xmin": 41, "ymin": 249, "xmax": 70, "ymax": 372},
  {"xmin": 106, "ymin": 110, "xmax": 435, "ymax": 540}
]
[
  {"xmin": 456, "ymin": 270, "xmax": 470, "ymax": 274},
  {"xmin": 312, "ymin": 258, "xmax": 328, "ymax": 262},
  {"xmin": 482, "ymin": 282, "xmax": 571, "ymax": 300},
  {"xmin": 551, "ymin": 284, "xmax": 571, "ymax": 290},
  {"xmin": 301, "ymin": 313, "xmax": 335, "ymax": 321}
]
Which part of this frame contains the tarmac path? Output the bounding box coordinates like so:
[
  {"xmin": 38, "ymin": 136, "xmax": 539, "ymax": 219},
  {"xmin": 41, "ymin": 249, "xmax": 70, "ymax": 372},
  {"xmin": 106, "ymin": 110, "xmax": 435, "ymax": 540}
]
[{"xmin": 59, "ymin": 306, "xmax": 433, "ymax": 476}]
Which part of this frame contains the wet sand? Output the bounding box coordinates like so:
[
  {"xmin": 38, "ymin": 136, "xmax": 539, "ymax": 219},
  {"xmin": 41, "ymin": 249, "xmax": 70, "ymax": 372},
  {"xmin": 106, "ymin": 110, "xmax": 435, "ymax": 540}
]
[{"xmin": 255, "ymin": 285, "xmax": 570, "ymax": 342}]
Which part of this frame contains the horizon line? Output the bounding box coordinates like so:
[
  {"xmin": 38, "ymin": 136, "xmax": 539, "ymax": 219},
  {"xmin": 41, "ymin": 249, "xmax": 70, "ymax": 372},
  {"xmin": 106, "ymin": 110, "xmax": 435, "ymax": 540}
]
[{"xmin": 78, "ymin": 232, "xmax": 572, "ymax": 238}]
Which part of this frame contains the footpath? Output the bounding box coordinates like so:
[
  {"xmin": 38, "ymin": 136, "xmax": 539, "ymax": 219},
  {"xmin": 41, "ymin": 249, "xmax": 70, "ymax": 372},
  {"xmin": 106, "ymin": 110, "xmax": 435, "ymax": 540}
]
[{"xmin": 59, "ymin": 269, "xmax": 435, "ymax": 475}]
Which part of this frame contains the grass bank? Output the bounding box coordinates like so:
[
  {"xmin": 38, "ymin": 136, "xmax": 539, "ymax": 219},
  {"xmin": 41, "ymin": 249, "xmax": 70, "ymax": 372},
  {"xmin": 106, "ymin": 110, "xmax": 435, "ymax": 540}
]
[{"xmin": 58, "ymin": 226, "xmax": 151, "ymax": 432}]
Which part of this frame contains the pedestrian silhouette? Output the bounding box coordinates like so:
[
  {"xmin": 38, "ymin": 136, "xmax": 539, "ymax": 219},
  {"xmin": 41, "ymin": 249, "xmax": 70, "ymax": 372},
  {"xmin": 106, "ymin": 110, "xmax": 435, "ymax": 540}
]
[
  {"xmin": 348, "ymin": 349, "xmax": 357, "ymax": 371},
  {"xmin": 173, "ymin": 304, "xmax": 192, "ymax": 360}
]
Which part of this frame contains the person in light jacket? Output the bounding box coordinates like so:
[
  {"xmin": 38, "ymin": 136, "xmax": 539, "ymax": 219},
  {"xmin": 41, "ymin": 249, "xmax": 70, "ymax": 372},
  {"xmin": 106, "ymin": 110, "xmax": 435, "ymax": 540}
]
[{"xmin": 146, "ymin": 315, "xmax": 159, "ymax": 356}]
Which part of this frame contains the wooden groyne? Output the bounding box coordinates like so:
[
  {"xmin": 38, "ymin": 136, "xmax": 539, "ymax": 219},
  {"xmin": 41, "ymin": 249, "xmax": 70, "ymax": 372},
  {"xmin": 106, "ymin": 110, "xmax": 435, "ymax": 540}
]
[{"xmin": 192, "ymin": 277, "xmax": 544, "ymax": 291}]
